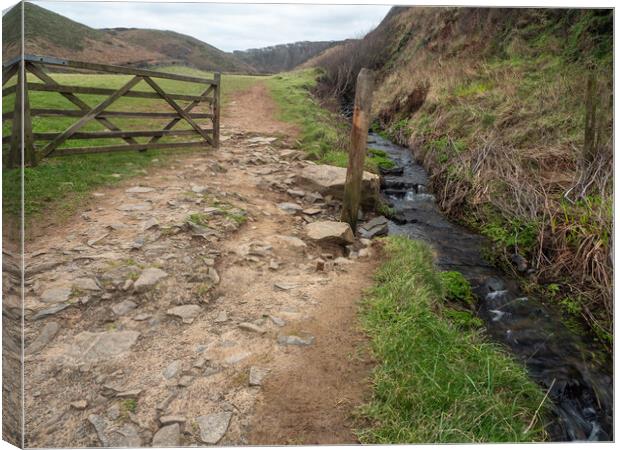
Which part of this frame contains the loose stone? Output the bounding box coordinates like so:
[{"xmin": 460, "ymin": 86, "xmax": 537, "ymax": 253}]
[
  {"xmin": 152, "ymin": 423, "xmax": 180, "ymax": 447},
  {"xmin": 238, "ymin": 322, "xmax": 266, "ymax": 334},
  {"xmin": 167, "ymin": 305, "xmax": 202, "ymax": 324},
  {"xmin": 27, "ymin": 322, "xmax": 60, "ymax": 354},
  {"xmin": 196, "ymin": 412, "xmax": 233, "ymax": 444},
  {"xmin": 112, "ymin": 300, "xmax": 137, "ymax": 316},
  {"xmin": 134, "ymin": 268, "xmax": 168, "ymax": 292},
  {"xmin": 162, "ymin": 360, "xmax": 182, "ymax": 379},
  {"xmin": 40, "ymin": 286, "xmax": 72, "ymax": 304},
  {"xmin": 277, "ymin": 334, "xmax": 315, "ymax": 346},
  {"xmin": 249, "ymin": 366, "xmax": 269, "ymax": 386}
]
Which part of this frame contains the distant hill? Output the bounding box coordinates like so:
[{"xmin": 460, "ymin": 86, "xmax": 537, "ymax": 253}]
[
  {"xmin": 2, "ymin": 2, "xmax": 255, "ymax": 73},
  {"xmin": 233, "ymin": 41, "xmax": 342, "ymax": 73}
]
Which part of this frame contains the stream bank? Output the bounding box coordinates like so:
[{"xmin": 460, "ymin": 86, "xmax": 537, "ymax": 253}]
[{"xmin": 370, "ymin": 132, "xmax": 613, "ymax": 441}]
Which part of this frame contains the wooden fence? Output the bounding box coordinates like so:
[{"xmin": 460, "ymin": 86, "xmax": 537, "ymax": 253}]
[{"xmin": 2, "ymin": 54, "xmax": 220, "ymax": 168}]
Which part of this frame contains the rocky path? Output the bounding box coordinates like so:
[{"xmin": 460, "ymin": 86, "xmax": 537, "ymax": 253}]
[{"xmin": 20, "ymin": 83, "xmax": 381, "ymax": 447}]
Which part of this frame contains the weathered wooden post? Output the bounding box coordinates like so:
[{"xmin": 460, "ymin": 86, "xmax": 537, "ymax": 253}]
[
  {"xmin": 341, "ymin": 68, "xmax": 375, "ymax": 231},
  {"xmin": 213, "ymin": 72, "xmax": 221, "ymax": 148}
]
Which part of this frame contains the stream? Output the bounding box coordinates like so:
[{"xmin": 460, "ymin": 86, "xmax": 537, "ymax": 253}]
[{"xmin": 369, "ymin": 132, "xmax": 613, "ymax": 441}]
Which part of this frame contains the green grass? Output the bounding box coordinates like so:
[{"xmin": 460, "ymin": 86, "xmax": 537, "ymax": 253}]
[
  {"xmin": 357, "ymin": 236, "xmax": 548, "ymax": 443},
  {"xmin": 2, "ymin": 66, "xmax": 261, "ymax": 221}
]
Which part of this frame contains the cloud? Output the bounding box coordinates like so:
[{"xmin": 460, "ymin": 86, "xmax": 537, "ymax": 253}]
[{"xmin": 34, "ymin": 1, "xmax": 392, "ymax": 51}]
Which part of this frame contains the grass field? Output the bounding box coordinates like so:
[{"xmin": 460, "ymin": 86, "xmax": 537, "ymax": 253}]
[
  {"xmin": 2, "ymin": 66, "xmax": 260, "ymax": 220},
  {"xmin": 357, "ymin": 236, "xmax": 548, "ymax": 443}
]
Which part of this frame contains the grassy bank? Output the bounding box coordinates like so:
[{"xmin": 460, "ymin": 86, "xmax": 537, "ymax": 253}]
[
  {"xmin": 2, "ymin": 67, "xmax": 259, "ymax": 221},
  {"xmin": 358, "ymin": 236, "xmax": 548, "ymax": 443},
  {"xmin": 265, "ymin": 69, "xmax": 393, "ymax": 173}
]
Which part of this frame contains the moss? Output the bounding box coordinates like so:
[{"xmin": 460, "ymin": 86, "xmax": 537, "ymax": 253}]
[{"xmin": 440, "ymin": 271, "xmax": 476, "ymax": 307}]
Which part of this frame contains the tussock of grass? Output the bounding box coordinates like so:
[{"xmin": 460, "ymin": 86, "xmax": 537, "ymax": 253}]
[{"xmin": 358, "ymin": 236, "xmax": 547, "ymax": 443}]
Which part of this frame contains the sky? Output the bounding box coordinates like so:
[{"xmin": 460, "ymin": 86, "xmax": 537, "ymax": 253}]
[{"xmin": 30, "ymin": 1, "xmax": 393, "ymax": 52}]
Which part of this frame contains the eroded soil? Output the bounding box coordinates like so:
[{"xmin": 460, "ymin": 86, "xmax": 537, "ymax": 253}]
[{"xmin": 20, "ymin": 82, "xmax": 378, "ymax": 447}]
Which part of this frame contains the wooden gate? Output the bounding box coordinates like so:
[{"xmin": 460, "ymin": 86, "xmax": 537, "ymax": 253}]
[{"xmin": 2, "ymin": 54, "xmax": 220, "ymax": 168}]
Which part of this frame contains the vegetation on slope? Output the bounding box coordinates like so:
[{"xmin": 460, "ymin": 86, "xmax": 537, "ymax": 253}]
[
  {"xmin": 233, "ymin": 41, "xmax": 341, "ymax": 73},
  {"xmin": 311, "ymin": 7, "xmax": 613, "ymax": 344},
  {"xmin": 358, "ymin": 236, "xmax": 547, "ymax": 443}
]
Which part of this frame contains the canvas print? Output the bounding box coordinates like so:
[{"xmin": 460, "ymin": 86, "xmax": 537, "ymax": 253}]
[{"xmin": 1, "ymin": 0, "xmax": 614, "ymax": 447}]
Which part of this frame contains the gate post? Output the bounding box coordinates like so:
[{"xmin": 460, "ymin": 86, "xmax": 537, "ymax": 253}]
[
  {"xmin": 7, "ymin": 59, "xmax": 35, "ymax": 168},
  {"xmin": 341, "ymin": 68, "xmax": 375, "ymax": 231},
  {"xmin": 213, "ymin": 72, "xmax": 221, "ymax": 148}
]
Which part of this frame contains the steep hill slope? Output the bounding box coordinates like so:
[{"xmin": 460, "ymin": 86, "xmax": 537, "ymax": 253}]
[
  {"xmin": 2, "ymin": 2, "xmax": 254, "ymax": 72},
  {"xmin": 310, "ymin": 7, "xmax": 613, "ymax": 342},
  {"xmin": 233, "ymin": 41, "xmax": 341, "ymax": 73}
]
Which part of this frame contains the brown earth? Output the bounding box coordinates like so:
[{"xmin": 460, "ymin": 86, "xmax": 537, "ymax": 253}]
[{"xmin": 19, "ymin": 82, "xmax": 379, "ymax": 447}]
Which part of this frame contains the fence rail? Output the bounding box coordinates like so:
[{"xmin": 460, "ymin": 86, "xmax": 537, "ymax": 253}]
[{"xmin": 2, "ymin": 54, "xmax": 220, "ymax": 168}]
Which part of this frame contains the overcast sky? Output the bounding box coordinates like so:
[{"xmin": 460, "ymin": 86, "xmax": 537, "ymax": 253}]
[{"xmin": 31, "ymin": 1, "xmax": 393, "ymax": 52}]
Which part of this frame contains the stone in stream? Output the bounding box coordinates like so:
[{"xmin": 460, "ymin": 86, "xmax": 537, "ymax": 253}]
[
  {"xmin": 152, "ymin": 423, "xmax": 180, "ymax": 447},
  {"xmin": 277, "ymin": 202, "xmax": 303, "ymax": 214},
  {"xmin": 163, "ymin": 360, "xmax": 182, "ymax": 379},
  {"xmin": 64, "ymin": 331, "xmax": 140, "ymax": 363},
  {"xmin": 167, "ymin": 305, "xmax": 202, "ymax": 324},
  {"xmin": 111, "ymin": 300, "xmax": 137, "ymax": 316},
  {"xmin": 27, "ymin": 322, "xmax": 60, "ymax": 354},
  {"xmin": 196, "ymin": 412, "xmax": 233, "ymax": 444},
  {"xmin": 296, "ymin": 164, "xmax": 379, "ymax": 207},
  {"xmin": 511, "ymin": 253, "xmax": 528, "ymax": 272},
  {"xmin": 133, "ymin": 268, "xmax": 168, "ymax": 292},
  {"xmin": 40, "ymin": 286, "xmax": 72, "ymax": 304},
  {"xmin": 358, "ymin": 216, "xmax": 389, "ymax": 239},
  {"xmin": 305, "ymin": 221, "xmax": 354, "ymax": 245}
]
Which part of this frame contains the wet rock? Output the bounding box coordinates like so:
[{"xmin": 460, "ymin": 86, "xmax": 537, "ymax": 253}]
[
  {"xmin": 306, "ymin": 221, "xmax": 354, "ymax": 245},
  {"xmin": 249, "ymin": 367, "xmax": 269, "ymax": 386},
  {"xmin": 359, "ymin": 216, "xmax": 389, "ymax": 239},
  {"xmin": 484, "ymin": 277, "xmax": 505, "ymax": 293},
  {"xmin": 27, "ymin": 321, "xmax": 60, "ymax": 354},
  {"xmin": 64, "ymin": 331, "xmax": 140, "ymax": 363},
  {"xmin": 134, "ymin": 268, "xmax": 168, "ymax": 292},
  {"xmin": 238, "ymin": 322, "xmax": 266, "ymax": 334},
  {"xmin": 40, "ymin": 286, "xmax": 72, "ymax": 304},
  {"xmin": 296, "ymin": 164, "xmax": 379, "ymax": 207},
  {"xmin": 152, "ymin": 423, "xmax": 180, "ymax": 447},
  {"xmin": 277, "ymin": 202, "xmax": 303, "ymax": 214},
  {"xmin": 277, "ymin": 334, "xmax": 315, "ymax": 346},
  {"xmin": 196, "ymin": 412, "xmax": 233, "ymax": 444},
  {"xmin": 167, "ymin": 305, "xmax": 202, "ymax": 324},
  {"xmin": 510, "ymin": 253, "xmax": 528, "ymax": 272},
  {"xmin": 112, "ymin": 300, "xmax": 137, "ymax": 316},
  {"xmin": 163, "ymin": 360, "xmax": 182, "ymax": 379}
]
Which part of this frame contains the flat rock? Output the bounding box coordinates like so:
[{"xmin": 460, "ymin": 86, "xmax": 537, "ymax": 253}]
[
  {"xmin": 88, "ymin": 415, "xmax": 142, "ymax": 447},
  {"xmin": 296, "ymin": 164, "xmax": 379, "ymax": 207},
  {"xmin": 196, "ymin": 412, "xmax": 233, "ymax": 444},
  {"xmin": 40, "ymin": 286, "xmax": 72, "ymax": 304},
  {"xmin": 167, "ymin": 305, "xmax": 202, "ymax": 324},
  {"xmin": 32, "ymin": 303, "xmax": 70, "ymax": 320},
  {"xmin": 134, "ymin": 268, "xmax": 168, "ymax": 292},
  {"xmin": 126, "ymin": 186, "xmax": 155, "ymax": 194},
  {"xmin": 238, "ymin": 322, "xmax": 266, "ymax": 334},
  {"xmin": 359, "ymin": 216, "xmax": 389, "ymax": 239},
  {"xmin": 277, "ymin": 334, "xmax": 315, "ymax": 346},
  {"xmin": 73, "ymin": 277, "xmax": 101, "ymax": 291},
  {"xmin": 277, "ymin": 202, "xmax": 303, "ymax": 214},
  {"xmin": 64, "ymin": 331, "xmax": 140, "ymax": 363},
  {"xmin": 214, "ymin": 311, "xmax": 228, "ymax": 323},
  {"xmin": 272, "ymin": 235, "xmax": 307, "ymax": 248},
  {"xmin": 117, "ymin": 203, "xmax": 152, "ymax": 212},
  {"xmin": 112, "ymin": 300, "xmax": 137, "ymax": 316},
  {"xmin": 302, "ymin": 207, "xmax": 322, "ymax": 216},
  {"xmin": 160, "ymin": 415, "xmax": 186, "ymax": 425},
  {"xmin": 274, "ymin": 282, "xmax": 299, "ymax": 291},
  {"xmin": 249, "ymin": 366, "xmax": 269, "ymax": 386},
  {"xmin": 305, "ymin": 221, "xmax": 354, "ymax": 245},
  {"xmin": 163, "ymin": 360, "xmax": 182, "ymax": 379},
  {"xmin": 152, "ymin": 423, "xmax": 180, "ymax": 447},
  {"xmin": 27, "ymin": 322, "xmax": 60, "ymax": 354},
  {"xmin": 70, "ymin": 400, "xmax": 88, "ymax": 410}
]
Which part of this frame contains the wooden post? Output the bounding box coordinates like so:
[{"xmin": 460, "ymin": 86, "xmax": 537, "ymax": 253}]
[
  {"xmin": 8, "ymin": 61, "xmax": 24, "ymax": 169},
  {"xmin": 213, "ymin": 72, "xmax": 221, "ymax": 148},
  {"xmin": 341, "ymin": 68, "xmax": 375, "ymax": 231}
]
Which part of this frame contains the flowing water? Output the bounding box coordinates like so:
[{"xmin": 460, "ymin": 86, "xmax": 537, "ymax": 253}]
[{"xmin": 369, "ymin": 132, "xmax": 613, "ymax": 441}]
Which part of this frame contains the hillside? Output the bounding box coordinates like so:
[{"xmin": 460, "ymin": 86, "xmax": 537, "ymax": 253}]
[
  {"xmin": 233, "ymin": 41, "xmax": 341, "ymax": 73},
  {"xmin": 309, "ymin": 7, "xmax": 613, "ymax": 342},
  {"xmin": 2, "ymin": 2, "xmax": 254, "ymax": 72}
]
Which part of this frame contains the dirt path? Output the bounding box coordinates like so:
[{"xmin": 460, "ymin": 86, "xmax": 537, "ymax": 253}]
[{"xmin": 20, "ymin": 81, "xmax": 379, "ymax": 446}]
